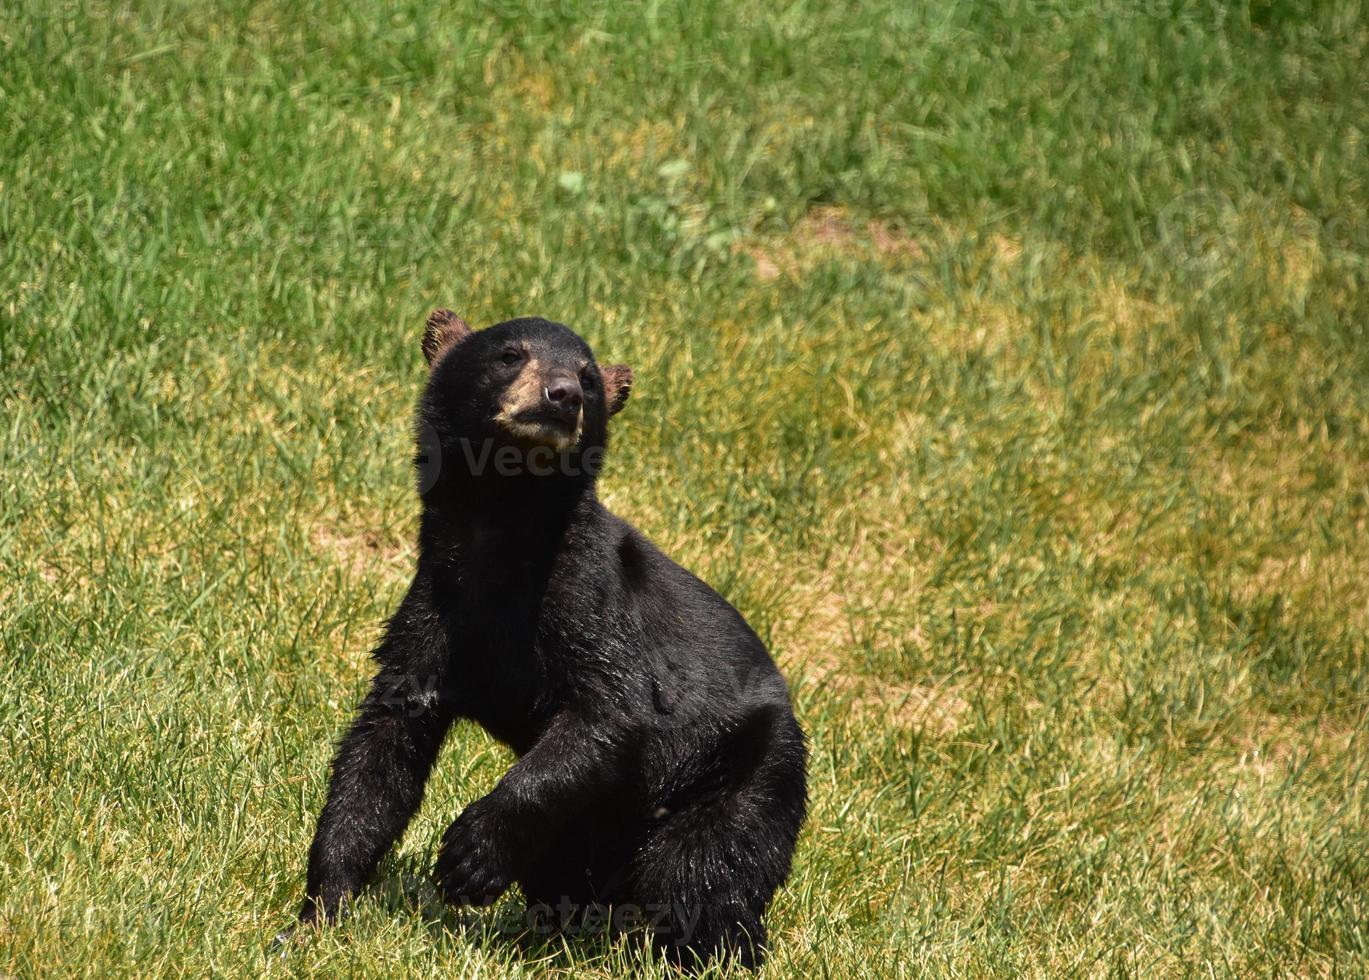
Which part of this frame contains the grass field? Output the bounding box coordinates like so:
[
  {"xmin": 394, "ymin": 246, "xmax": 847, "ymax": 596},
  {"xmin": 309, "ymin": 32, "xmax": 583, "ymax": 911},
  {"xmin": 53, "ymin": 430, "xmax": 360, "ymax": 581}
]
[{"xmin": 2, "ymin": 1, "xmax": 1367, "ymax": 975}]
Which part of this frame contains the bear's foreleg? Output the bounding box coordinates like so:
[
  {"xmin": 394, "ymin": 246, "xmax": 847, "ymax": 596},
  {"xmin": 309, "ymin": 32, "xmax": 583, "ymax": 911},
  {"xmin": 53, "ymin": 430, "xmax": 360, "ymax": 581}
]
[
  {"xmin": 299, "ymin": 582, "xmax": 455, "ymax": 926},
  {"xmin": 434, "ymin": 709, "xmax": 627, "ymax": 906}
]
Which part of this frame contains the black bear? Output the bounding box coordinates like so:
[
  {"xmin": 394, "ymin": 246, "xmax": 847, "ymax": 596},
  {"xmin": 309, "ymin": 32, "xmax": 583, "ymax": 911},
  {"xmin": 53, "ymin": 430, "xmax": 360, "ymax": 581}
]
[{"xmin": 295, "ymin": 310, "xmax": 807, "ymax": 969}]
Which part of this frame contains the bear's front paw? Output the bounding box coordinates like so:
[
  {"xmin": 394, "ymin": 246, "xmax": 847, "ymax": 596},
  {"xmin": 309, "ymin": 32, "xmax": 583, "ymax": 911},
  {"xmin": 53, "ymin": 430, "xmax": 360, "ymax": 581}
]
[{"xmin": 434, "ymin": 802, "xmax": 515, "ymax": 907}]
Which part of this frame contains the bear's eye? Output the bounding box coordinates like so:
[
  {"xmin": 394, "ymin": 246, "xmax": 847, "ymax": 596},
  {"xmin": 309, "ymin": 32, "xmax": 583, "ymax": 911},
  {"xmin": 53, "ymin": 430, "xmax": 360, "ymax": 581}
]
[
  {"xmin": 580, "ymin": 369, "xmax": 596, "ymax": 389},
  {"xmin": 500, "ymin": 348, "xmax": 523, "ymax": 366}
]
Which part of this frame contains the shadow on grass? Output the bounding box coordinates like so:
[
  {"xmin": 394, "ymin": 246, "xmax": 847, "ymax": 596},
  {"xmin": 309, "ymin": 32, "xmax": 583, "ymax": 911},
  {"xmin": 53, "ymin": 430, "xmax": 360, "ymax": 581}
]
[{"xmin": 277, "ymin": 858, "xmax": 687, "ymax": 976}]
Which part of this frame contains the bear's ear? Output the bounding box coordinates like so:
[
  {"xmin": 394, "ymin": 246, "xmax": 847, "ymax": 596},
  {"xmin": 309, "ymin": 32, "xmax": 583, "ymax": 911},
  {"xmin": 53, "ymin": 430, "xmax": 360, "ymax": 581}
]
[
  {"xmin": 601, "ymin": 363, "xmax": 633, "ymax": 416},
  {"xmin": 422, "ymin": 308, "xmax": 472, "ymax": 367}
]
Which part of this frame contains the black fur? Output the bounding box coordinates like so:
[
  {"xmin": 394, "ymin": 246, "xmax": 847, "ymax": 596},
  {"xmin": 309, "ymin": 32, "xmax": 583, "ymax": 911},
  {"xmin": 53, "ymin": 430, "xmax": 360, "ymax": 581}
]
[{"xmin": 296, "ymin": 316, "xmax": 807, "ymax": 969}]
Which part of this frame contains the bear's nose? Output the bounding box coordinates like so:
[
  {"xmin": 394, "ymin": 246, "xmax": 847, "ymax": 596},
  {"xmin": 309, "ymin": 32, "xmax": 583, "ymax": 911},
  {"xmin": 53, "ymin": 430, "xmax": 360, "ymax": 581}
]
[{"xmin": 544, "ymin": 376, "xmax": 583, "ymax": 416}]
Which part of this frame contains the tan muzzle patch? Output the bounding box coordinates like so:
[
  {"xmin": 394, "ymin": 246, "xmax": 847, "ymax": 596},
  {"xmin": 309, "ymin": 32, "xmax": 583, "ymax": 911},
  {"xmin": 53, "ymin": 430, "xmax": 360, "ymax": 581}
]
[{"xmin": 493, "ymin": 358, "xmax": 583, "ymax": 451}]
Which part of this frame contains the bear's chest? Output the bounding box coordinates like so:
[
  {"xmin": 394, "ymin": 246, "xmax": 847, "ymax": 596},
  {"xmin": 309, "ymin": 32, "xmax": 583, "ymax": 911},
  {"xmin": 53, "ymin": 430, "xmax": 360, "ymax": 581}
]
[
  {"xmin": 438, "ymin": 532, "xmax": 603, "ymax": 749},
  {"xmin": 441, "ymin": 588, "xmax": 573, "ymax": 754}
]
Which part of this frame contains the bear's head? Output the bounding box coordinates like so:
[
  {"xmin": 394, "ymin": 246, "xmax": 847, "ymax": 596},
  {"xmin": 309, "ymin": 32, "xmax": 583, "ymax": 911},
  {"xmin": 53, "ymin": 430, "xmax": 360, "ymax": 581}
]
[{"xmin": 417, "ymin": 309, "xmax": 632, "ymax": 491}]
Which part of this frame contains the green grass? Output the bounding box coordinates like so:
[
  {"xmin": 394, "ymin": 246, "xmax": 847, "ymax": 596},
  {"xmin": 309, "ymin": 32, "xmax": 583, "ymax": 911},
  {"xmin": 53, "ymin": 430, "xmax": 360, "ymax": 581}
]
[{"xmin": 2, "ymin": 0, "xmax": 1367, "ymax": 975}]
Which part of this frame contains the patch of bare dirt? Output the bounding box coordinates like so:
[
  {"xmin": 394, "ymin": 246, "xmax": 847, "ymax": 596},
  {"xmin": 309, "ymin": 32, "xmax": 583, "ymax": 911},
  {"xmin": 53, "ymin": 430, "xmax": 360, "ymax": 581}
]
[
  {"xmin": 770, "ymin": 550, "xmax": 968, "ymax": 737},
  {"xmin": 740, "ymin": 205, "xmax": 925, "ymax": 282},
  {"xmin": 311, "ymin": 523, "xmax": 412, "ymax": 582}
]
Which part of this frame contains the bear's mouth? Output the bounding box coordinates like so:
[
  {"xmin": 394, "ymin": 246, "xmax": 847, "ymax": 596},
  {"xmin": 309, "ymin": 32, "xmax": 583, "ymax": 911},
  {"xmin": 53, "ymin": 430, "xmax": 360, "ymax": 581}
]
[{"xmin": 496, "ymin": 409, "xmax": 583, "ymax": 452}]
